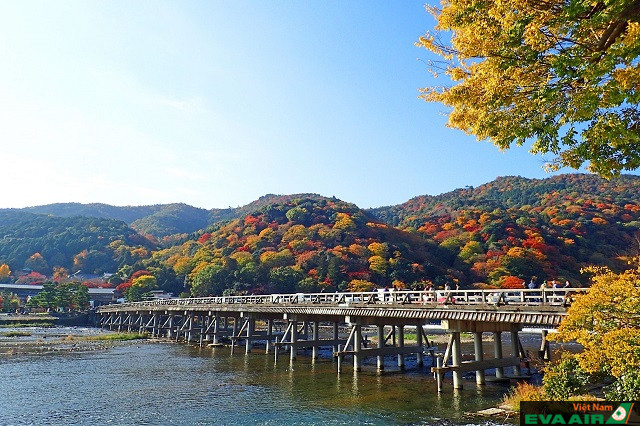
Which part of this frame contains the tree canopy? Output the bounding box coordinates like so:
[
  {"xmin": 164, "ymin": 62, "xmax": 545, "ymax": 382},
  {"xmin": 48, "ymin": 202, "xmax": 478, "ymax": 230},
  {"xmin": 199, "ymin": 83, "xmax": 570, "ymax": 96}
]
[
  {"xmin": 551, "ymin": 262, "xmax": 640, "ymax": 399},
  {"xmin": 417, "ymin": 0, "xmax": 640, "ymax": 177}
]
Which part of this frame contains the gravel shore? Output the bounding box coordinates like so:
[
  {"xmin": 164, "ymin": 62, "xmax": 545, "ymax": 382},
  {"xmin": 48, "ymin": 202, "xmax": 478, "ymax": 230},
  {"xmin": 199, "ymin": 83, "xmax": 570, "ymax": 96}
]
[{"xmin": 0, "ymin": 326, "xmax": 141, "ymax": 356}]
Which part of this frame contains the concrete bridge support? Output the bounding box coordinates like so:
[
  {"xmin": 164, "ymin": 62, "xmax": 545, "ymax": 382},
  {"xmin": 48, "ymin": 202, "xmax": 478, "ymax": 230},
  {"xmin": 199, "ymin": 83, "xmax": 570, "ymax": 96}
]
[
  {"xmin": 433, "ymin": 320, "xmax": 523, "ymax": 390},
  {"xmin": 493, "ymin": 331, "xmax": 503, "ymax": 379},
  {"xmin": 245, "ymin": 316, "xmax": 255, "ymax": 354},
  {"xmin": 311, "ymin": 321, "xmax": 319, "ymax": 360},
  {"xmin": 539, "ymin": 329, "xmax": 551, "ymax": 361},
  {"xmin": 265, "ymin": 319, "xmax": 273, "ymax": 354},
  {"xmin": 397, "ymin": 325, "xmax": 405, "ymax": 370},
  {"xmin": 167, "ymin": 314, "xmax": 174, "ymax": 339},
  {"xmin": 353, "ymin": 321, "xmax": 362, "ymax": 372},
  {"xmin": 474, "ymin": 332, "xmax": 485, "ymax": 385},
  {"xmin": 377, "ymin": 325, "xmax": 384, "ymax": 371},
  {"xmin": 290, "ymin": 319, "xmax": 298, "ymax": 361},
  {"xmin": 416, "ymin": 322, "xmax": 424, "ymax": 368},
  {"xmin": 451, "ymin": 331, "xmax": 463, "ymax": 389},
  {"xmin": 211, "ymin": 314, "xmax": 219, "ymax": 344}
]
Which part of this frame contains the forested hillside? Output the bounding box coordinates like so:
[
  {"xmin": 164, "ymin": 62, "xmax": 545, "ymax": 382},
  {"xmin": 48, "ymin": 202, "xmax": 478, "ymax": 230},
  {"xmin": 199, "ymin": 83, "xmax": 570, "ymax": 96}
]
[
  {"xmin": 21, "ymin": 202, "xmax": 210, "ymax": 238},
  {"xmin": 19, "ymin": 196, "xmax": 325, "ymax": 238},
  {"xmin": 153, "ymin": 196, "xmax": 450, "ymax": 296},
  {"xmin": 2, "ymin": 174, "xmax": 638, "ymax": 295},
  {"xmin": 0, "ymin": 211, "xmax": 155, "ymax": 276},
  {"xmin": 369, "ymin": 174, "xmax": 640, "ymax": 286}
]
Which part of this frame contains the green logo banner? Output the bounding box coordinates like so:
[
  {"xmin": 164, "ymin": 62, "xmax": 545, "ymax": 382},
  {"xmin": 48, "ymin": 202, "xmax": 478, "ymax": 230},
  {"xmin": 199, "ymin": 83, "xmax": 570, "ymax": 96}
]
[{"xmin": 521, "ymin": 401, "xmax": 639, "ymax": 425}]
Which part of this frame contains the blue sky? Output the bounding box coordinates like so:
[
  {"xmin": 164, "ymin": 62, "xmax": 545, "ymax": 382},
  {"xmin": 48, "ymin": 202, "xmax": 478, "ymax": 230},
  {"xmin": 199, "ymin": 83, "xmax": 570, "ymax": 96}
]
[{"xmin": 1, "ymin": 1, "xmax": 582, "ymax": 210}]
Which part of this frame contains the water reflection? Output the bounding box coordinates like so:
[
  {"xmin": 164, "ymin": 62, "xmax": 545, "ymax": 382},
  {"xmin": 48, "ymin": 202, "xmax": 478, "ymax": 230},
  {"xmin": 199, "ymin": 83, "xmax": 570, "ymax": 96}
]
[{"xmin": 352, "ymin": 369, "xmax": 360, "ymax": 397}]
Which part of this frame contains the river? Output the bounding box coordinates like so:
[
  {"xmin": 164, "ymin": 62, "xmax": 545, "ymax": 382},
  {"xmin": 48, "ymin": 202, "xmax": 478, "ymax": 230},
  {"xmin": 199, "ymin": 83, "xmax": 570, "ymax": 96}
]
[{"xmin": 0, "ymin": 326, "xmax": 549, "ymax": 425}]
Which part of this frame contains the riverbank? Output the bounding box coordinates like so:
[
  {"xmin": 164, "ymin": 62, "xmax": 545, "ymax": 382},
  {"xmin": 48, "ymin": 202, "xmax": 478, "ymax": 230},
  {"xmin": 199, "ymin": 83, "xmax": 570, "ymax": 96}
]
[{"xmin": 0, "ymin": 326, "xmax": 151, "ymax": 356}]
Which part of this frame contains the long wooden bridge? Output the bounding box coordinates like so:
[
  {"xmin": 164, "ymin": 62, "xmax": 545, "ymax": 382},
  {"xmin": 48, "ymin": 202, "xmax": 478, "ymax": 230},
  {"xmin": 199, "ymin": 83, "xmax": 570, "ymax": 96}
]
[{"xmin": 96, "ymin": 287, "xmax": 585, "ymax": 391}]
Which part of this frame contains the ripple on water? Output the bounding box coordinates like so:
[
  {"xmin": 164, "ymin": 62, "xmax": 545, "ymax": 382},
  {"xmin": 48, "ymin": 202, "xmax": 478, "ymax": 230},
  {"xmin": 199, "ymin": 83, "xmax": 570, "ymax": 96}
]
[{"xmin": 0, "ymin": 336, "xmax": 512, "ymax": 425}]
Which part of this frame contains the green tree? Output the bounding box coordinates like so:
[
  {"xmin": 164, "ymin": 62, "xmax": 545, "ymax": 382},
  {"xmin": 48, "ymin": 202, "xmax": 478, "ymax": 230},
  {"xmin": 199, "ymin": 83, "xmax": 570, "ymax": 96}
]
[
  {"xmin": 543, "ymin": 354, "xmax": 590, "ymax": 400},
  {"xmin": 71, "ymin": 283, "xmax": 89, "ymax": 311},
  {"xmin": 417, "ymin": 0, "xmax": 640, "ymax": 177},
  {"xmin": 458, "ymin": 241, "xmax": 484, "ymax": 263},
  {"xmin": 190, "ymin": 264, "xmax": 230, "ymax": 297},
  {"xmin": 268, "ymin": 266, "xmax": 302, "ymax": 294},
  {"xmin": 285, "ymin": 206, "xmax": 311, "ymax": 225},
  {"xmin": 27, "ymin": 282, "xmax": 57, "ymax": 310},
  {"xmin": 55, "ymin": 284, "xmax": 73, "ymax": 311}
]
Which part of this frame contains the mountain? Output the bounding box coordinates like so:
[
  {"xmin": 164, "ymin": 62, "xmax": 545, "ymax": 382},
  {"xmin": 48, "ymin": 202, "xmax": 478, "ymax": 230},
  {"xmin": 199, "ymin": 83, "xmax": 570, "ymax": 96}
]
[
  {"xmin": 368, "ymin": 174, "xmax": 640, "ymax": 286},
  {"xmin": 0, "ymin": 211, "xmax": 155, "ymax": 277},
  {"xmin": 368, "ymin": 174, "xmax": 640, "ymax": 226},
  {"xmin": 20, "ymin": 203, "xmax": 210, "ymax": 238},
  {"xmin": 3, "ymin": 174, "xmax": 639, "ymax": 294},
  {"xmin": 18, "ymin": 196, "xmax": 328, "ymax": 238},
  {"xmin": 153, "ymin": 195, "xmax": 451, "ymax": 295}
]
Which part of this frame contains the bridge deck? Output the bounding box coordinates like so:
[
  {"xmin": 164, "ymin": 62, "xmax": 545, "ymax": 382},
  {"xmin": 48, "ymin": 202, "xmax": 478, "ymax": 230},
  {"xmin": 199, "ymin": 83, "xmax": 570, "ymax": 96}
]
[{"xmin": 97, "ymin": 288, "xmax": 584, "ymax": 327}]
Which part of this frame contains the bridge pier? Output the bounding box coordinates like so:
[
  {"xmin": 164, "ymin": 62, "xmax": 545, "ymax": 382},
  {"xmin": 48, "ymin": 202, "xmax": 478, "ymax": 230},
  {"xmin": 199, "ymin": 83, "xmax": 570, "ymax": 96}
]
[
  {"xmin": 230, "ymin": 317, "xmax": 238, "ymax": 354},
  {"xmin": 493, "ymin": 331, "xmax": 503, "ymax": 379},
  {"xmin": 397, "ymin": 325, "xmax": 405, "ymax": 370},
  {"xmin": 265, "ymin": 319, "xmax": 273, "ymax": 354},
  {"xmin": 416, "ymin": 322, "xmax": 424, "ymax": 367},
  {"xmin": 211, "ymin": 314, "xmax": 219, "ymax": 343},
  {"xmin": 188, "ymin": 313, "xmax": 196, "ymax": 343},
  {"xmin": 153, "ymin": 314, "xmax": 159, "ymax": 337},
  {"xmin": 376, "ymin": 325, "xmax": 384, "ymax": 371},
  {"xmin": 311, "ymin": 321, "xmax": 319, "ymax": 360},
  {"xmin": 511, "ymin": 330, "xmax": 521, "ymax": 376},
  {"xmin": 539, "ymin": 329, "xmax": 551, "ymax": 361},
  {"xmin": 245, "ymin": 316, "xmax": 255, "ymax": 353},
  {"xmin": 433, "ymin": 320, "xmax": 524, "ymax": 390},
  {"xmin": 290, "ymin": 319, "xmax": 298, "ymax": 361},
  {"xmin": 167, "ymin": 314, "xmax": 173, "ymax": 339},
  {"xmin": 203, "ymin": 313, "xmax": 211, "ymax": 342},
  {"xmin": 451, "ymin": 331, "xmax": 463, "ymax": 389},
  {"xmin": 474, "ymin": 332, "xmax": 485, "ymax": 385},
  {"xmin": 353, "ymin": 321, "xmax": 362, "ymax": 372}
]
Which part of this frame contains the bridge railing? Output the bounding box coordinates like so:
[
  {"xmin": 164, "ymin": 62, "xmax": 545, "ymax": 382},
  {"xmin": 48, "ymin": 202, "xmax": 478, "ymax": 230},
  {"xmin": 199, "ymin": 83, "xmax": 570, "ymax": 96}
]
[{"xmin": 101, "ymin": 288, "xmax": 588, "ymax": 311}]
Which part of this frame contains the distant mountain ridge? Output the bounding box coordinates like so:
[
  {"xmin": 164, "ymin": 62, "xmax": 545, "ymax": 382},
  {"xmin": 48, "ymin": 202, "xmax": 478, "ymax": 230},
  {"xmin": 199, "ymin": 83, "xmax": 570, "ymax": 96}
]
[
  {"xmin": 367, "ymin": 174, "xmax": 640, "ymax": 226},
  {"xmin": 0, "ymin": 210, "xmax": 154, "ymax": 277},
  {"xmin": 1, "ymin": 173, "xmax": 639, "ymax": 292},
  {"xmin": 12, "ymin": 194, "xmax": 334, "ymax": 238}
]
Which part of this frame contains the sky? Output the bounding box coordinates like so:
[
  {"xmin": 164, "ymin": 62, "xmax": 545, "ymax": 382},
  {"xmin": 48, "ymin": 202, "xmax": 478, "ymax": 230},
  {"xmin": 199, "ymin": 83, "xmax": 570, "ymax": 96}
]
[{"xmin": 0, "ymin": 1, "xmax": 588, "ymax": 210}]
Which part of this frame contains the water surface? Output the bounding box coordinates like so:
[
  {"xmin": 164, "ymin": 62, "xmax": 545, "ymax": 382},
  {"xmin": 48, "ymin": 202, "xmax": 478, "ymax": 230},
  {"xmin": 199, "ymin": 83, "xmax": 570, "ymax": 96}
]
[{"xmin": 0, "ymin": 328, "xmax": 522, "ymax": 425}]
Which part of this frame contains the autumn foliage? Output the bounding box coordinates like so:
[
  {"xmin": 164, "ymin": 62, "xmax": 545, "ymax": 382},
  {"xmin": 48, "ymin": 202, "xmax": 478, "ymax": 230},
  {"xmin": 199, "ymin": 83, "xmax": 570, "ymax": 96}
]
[
  {"xmin": 501, "ymin": 276, "xmax": 525, "ymax": 289},
  {"xmin": 417, "ymin": 0, "xmax": 640, "ymax": 177}
]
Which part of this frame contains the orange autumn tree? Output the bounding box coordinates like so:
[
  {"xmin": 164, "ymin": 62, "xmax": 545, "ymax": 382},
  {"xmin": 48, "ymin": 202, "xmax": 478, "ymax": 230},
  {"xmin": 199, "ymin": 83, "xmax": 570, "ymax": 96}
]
[
  {"xmin": 0, "ymin": 264, "xmax": 11, "ymax": 282},
  {"xmin": 501, "ymin": 275, "xmax": 525, "ymax": 289},
  {"xmin": 551, "ymin": 262, "xmax": 640, "ymax": 399}
]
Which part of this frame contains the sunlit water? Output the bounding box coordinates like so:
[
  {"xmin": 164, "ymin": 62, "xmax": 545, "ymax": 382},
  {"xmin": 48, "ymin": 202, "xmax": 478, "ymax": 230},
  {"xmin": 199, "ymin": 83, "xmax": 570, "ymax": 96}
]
[{"xmin": 0, "ymin": 327, "xmax": 556, "ymax": 425}]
